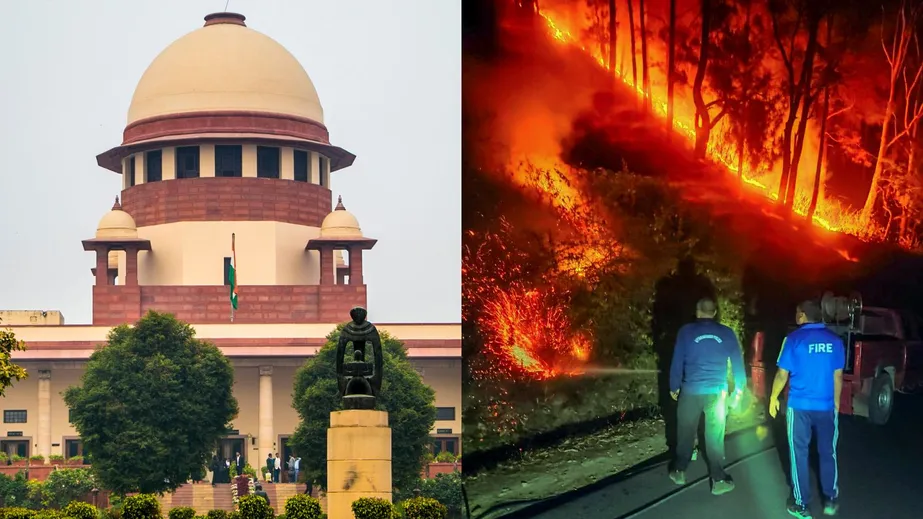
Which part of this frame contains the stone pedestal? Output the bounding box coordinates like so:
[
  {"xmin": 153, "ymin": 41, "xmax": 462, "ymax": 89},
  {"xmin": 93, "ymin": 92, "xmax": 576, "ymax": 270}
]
[{"xmin": 326, "ymin": 410, "xmax": 391, "ymax": 519}]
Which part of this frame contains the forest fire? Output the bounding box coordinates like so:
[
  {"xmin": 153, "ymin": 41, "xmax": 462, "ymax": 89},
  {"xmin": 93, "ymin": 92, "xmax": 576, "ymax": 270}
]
[
  {"xmin": 466, "ymin": 0, "xmax": 923, "ymax": 382},
  {"xmin": 536, "ymin": 8, "xmax": 867, "ymax": 236}
]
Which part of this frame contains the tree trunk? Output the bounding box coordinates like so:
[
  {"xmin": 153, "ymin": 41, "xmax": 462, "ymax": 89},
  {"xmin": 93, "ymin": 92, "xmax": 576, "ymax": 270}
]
[
  {"xmin": 639, "ymin": 0, "xmax": 652, "ymax": 110},
  {"xmin": 863, "ymin": 86, "xmax": 898, "ymax": 224},
  {"xmin": 608, "ymin": 0, "xmax": 617, "ymax": 75},
  {"xmin": 900, "ymin": 146, "xmax": 915, "ymax": 242},
  {"xmin": 807, "ymin": 84, "xmax": 830, "ymax": 222},
  {"xmin": 784, "ymin": 12, "xmax": 822, "ymax": 211},
  {"xmin": 627, "ymin": 0, "xmax": 638, "ymax": 91},
  {"xmin": 737, "ymin": 123, "xmax": 746, "ymax": 191},
  {"xmin": 737, "ymin": 0, "xmax": 753, "ymax": 189},
  {"xmin": 667, "ymin": 0, "xmax": 677, "ymax": 137},
  {"xmin": 692, "ymin": 0, "xmax": 712, "ymax": 158},
  {"xmin": 863, "ymin": 1, "xmax": 916, "ymax": 224}
]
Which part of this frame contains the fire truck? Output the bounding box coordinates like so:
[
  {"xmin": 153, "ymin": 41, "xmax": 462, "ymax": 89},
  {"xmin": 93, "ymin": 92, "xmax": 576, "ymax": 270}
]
[{"xmin": 748, "ymin": 292, "xmax": 923, "ymax": 425}]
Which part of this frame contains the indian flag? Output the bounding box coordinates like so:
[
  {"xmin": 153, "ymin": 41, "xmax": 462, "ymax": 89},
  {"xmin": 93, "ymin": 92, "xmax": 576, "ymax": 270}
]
[{"xmin": 229, "ymin": 233, "xmax": 238, "ymax": 311}]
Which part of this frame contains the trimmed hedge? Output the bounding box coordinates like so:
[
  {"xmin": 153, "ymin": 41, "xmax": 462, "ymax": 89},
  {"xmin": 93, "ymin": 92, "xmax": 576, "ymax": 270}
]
[
  {"xmin": 402, "ymin": 498, "xmax": 447, "ymax": 519},
  {"xmin": 168, "ymin": 508, "xmax": 196, "ymax": 519},
  {"xmin": 351, "ymin": 497, "xmax": 394, "ymax": 519},
  {"xmin": 122, "ymin": 495, "xmax": 161, "ymax": 519},
  {"xmin": 0, "ymin": 508, "xmax": 35, "ymax": 519},
  {"xmin": 206, "ymin": 511, "xmax": 228, "ymax": 519},
  {"xmin": 282, "ymin": 495, "xmax": 322, "ymax": 519},
  {"xmin": 63, "ymin": 503, "xmax": 97, "ymax": 519},
  {"xmin": 237, "ymin": 495, "xmax": 272, "ymax": 519}
]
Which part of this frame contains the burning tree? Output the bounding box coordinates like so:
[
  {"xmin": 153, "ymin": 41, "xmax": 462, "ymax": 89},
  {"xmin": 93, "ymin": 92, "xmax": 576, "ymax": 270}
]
[
  {"xmin": 863, "ymin": 0, "xmax": 923, "ymax": 234},
  {"xmin": 769, "ymin": 0, "xmax": 827, "ymax": 212}
]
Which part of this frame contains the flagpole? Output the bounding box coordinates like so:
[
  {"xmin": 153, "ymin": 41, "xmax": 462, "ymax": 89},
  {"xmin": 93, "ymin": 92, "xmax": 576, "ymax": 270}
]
[{"xmin": 231, "ymin": 233, "xmax": 236, "ymax": 323}]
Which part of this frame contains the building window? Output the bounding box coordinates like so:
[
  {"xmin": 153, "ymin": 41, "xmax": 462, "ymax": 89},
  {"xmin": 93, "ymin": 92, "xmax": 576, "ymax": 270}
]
[
  {"xmin": 146, "ymin": 150, "xmax": 162, "ymax": 182},
  {"xmin": 175, "ymin": 146, "xmax": 200, "ymax": 179},
  {"xmin": 128, "ymin": 156, "xmax": 136, "ymax": 187},
  {"xmin": 294, "ymin": 150, "xmax": 309, "ymax": 182},
  {"xmin": 257, "ymin": 146, "xmax": 281, "ymax": 178},
  {"xmin": 318, "ymin": 155, "xmax": 328, "ymax": 187},
  {"xmin": 215, "ymin": 145, "xmax": 243, "ymax": 177},
  {"xmin": 3, "ymin": 410, "xmax": 27, "ymax": 423},
  {"xmin": 0, "ymin": 440, "xmax": 29, "ymax": 458},
  {"xmin": 436, "ymin": 407, "xmax": 456, "ymax": 421},
  {"xmin": 432, "ymin": 437, "xmax": 459, "ymax": 456},
  {"xmin": 64, "ymin": 439, "xmax": 84, "ymax": 459},
  {"xmin": 224, "ymin": 257, "xmax": 232, "ymax": 286}
]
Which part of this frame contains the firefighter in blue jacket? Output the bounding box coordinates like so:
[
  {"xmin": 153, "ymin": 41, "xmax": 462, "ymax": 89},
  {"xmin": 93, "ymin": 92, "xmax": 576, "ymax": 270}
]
[
  {"xmin": 668, "ymin": 297, "xmax": 747, "ymax": 495},
  {"xmin": 770, "ymin": 300, "xmax": 845, "ymax": 518}
]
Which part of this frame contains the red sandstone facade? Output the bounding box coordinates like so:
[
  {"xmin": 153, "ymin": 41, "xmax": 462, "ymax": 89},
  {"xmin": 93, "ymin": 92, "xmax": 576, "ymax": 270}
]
[
  {"xmin": 119, "ymin": 177, "xmax": 332, "ymax": 228},
  {"xmin": 92, "ymin": 284, "xmax": 366, "ymax": 325}
]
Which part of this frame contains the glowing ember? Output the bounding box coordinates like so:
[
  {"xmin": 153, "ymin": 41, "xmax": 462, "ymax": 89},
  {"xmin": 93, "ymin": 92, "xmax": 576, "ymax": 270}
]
[
  {"xmin": 479, "ymin": 287, "xmax": 591, "ymax": 378},
  {"xmin": 537, "ymin": 10, "xmax": 869, "ymax": 238},
  {"xmin": 464, "ymin": 224, "xmax": 594, "ymax": 380}
]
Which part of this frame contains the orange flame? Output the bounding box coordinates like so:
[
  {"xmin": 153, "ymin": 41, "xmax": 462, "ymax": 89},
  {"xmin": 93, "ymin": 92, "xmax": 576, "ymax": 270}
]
[
  {"xmin": 464, "ymin": 222, "xmax": 595, "ymax": 380},
  {"xmin": 480, "ymin": 287, "xmax": 591, "ymax": 378},
  {"xmin": 537, "ymin": 10, "xmax": 869, "ymax": 238}
]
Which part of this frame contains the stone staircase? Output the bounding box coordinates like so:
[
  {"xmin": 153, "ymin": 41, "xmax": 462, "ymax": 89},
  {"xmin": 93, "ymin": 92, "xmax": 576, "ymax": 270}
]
[
  {"xmin": 156, "ymin": 483, "xmax": 326, "ymax": 515},
  {"xmin": 265, "ymin": 483, "xmax": 300, "ymax": 511},
  {"xmin": 156, "ymin": 483, "xmax": 235, "ymax": 514}
]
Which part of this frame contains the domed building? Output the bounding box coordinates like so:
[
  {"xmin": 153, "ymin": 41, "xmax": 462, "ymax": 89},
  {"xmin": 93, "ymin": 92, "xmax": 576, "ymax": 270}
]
[{"xmin": 2, "ymin": 11, "xmax": 460, "ymax": 494}]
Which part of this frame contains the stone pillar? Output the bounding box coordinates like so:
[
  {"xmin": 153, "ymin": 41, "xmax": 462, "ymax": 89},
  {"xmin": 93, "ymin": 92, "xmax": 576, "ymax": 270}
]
[
  {"xmin": 348, "ymin": 248, "xmax": 364, "ymax": 286},
  {"xmin": 37, "ymin": 370, "xmax": 52, "ymax": 458},
  {"xmin": 124, "ymin": 248, "xmax": 139, "ymax": 286},
  {"xmin": 95, "ymin": 249, "xmax": 109, "ymax": 286},
  {"xmin": 327, "ymin": 410, "xmax": 392, "ymax": 518},
  {"xmin": 320, "ymin": 247, "xmax": 335, "ymax": 285},
  {"xmin": 258, "ymin": 366, "xmax": 274, "ymax": 468}
]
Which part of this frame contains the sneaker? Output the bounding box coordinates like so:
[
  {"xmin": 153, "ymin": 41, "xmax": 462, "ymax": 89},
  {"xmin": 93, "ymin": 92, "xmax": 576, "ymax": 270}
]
[
  {"xmin": 711, "ymin": 477, "xmax": 735, "ymax": 495},
  {"xmin": 823, "ymin": 498, "xmax": 839, "ymax": 516},
  {"xmin": 669, "ymin": 470, "xmax": 686, "ymax": 485},
  {"xmin": 787, "ymin": 504, "xmax": 813, "ymax": 518}
]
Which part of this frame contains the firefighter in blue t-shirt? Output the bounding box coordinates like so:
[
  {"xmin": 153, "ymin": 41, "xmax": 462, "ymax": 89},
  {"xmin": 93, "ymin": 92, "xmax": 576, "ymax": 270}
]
[
  {"xmin": 770, "ymin": 300, "xmax": 845, "ymax": 519},
  {"xmin": 668, "ymin": 297, "xmax": 747, "ymax": 496}
]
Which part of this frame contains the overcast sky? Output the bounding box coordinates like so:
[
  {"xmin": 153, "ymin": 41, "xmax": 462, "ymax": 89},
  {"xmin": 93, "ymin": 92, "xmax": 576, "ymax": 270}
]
[{"xmin": 0, "ymin": 0, "xmax": 460, "ymax": 325}]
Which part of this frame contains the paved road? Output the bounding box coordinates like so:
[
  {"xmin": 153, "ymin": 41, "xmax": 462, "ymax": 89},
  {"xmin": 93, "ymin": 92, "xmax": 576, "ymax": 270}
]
[{"xmin": 519, "ymin": 394, "xmax": 923, "ymax": 519}]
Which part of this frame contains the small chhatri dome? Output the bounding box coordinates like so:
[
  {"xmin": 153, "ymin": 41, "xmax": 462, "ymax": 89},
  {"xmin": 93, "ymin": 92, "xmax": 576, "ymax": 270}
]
[
  {"xmin": 96, "ymin": 196, "xmax": 139, "ymax": 239},
  {"xmin": 320, "ymin": 196, "xmax": 363, "ymax": 238}
]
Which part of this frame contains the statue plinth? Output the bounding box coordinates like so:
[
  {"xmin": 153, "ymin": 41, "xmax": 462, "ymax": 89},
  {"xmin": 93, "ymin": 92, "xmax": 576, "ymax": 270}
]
[{"xmin": 326, "ymin": 409, "xmax": 392, "ymax": 519}]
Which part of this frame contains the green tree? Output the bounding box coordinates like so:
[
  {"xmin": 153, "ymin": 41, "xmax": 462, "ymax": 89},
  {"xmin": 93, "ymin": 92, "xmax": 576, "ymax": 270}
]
[
  {"xmin": 63, "ymin": 311, "xmax": 238, "ymax": 495},
  {"xmin": 291, "ymin": 325, "xmax": 436, "ymax": 493},
  {"xmin": 36, "ymin": 468, "xmax": 97, "ymax": 509},
  {"xmin": 0, "ymin": 318, "xmax": 28, "ymax": 396}
]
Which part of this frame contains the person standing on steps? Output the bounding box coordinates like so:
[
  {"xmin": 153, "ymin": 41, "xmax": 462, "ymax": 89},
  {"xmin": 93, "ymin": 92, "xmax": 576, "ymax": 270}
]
[
  {"xmin": 769, "ymin": 300, "xmax": 844, "ymax": 519},
  {"xmin": 274, "ymin": 452, "xmax": 282, "ymax": 483},
  {"xmin": 234, "ymin": 451, "xmax": 243, "ymax": 477},
  {"xmin": 668, "ymin": 297, "xmax": 747, "ymax": 496}
]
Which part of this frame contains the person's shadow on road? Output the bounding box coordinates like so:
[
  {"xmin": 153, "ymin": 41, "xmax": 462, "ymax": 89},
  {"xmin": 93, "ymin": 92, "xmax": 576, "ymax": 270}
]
[{"xmin": 652, "ymin": 256, "xmax": 717, "ymax": 463}]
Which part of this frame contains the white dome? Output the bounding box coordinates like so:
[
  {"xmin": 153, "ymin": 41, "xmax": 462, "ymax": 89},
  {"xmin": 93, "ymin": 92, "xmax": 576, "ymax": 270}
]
[
  {"xmin": 127, "ymin": 13, "xmax": 324, "ymax": 125},
  {"xmin": 96, "ymin": 197, "xmax": 138, "ymax": 239},
  {"xmin": 320, "ymin": 197, "xmax": 363, "ymax": 238}
]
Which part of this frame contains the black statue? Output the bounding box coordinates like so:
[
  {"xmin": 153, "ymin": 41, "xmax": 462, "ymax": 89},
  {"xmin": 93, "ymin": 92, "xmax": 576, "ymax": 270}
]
[{"xmin": 335, "ymin": 307, "xmax": 384, "ymax": 409}]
